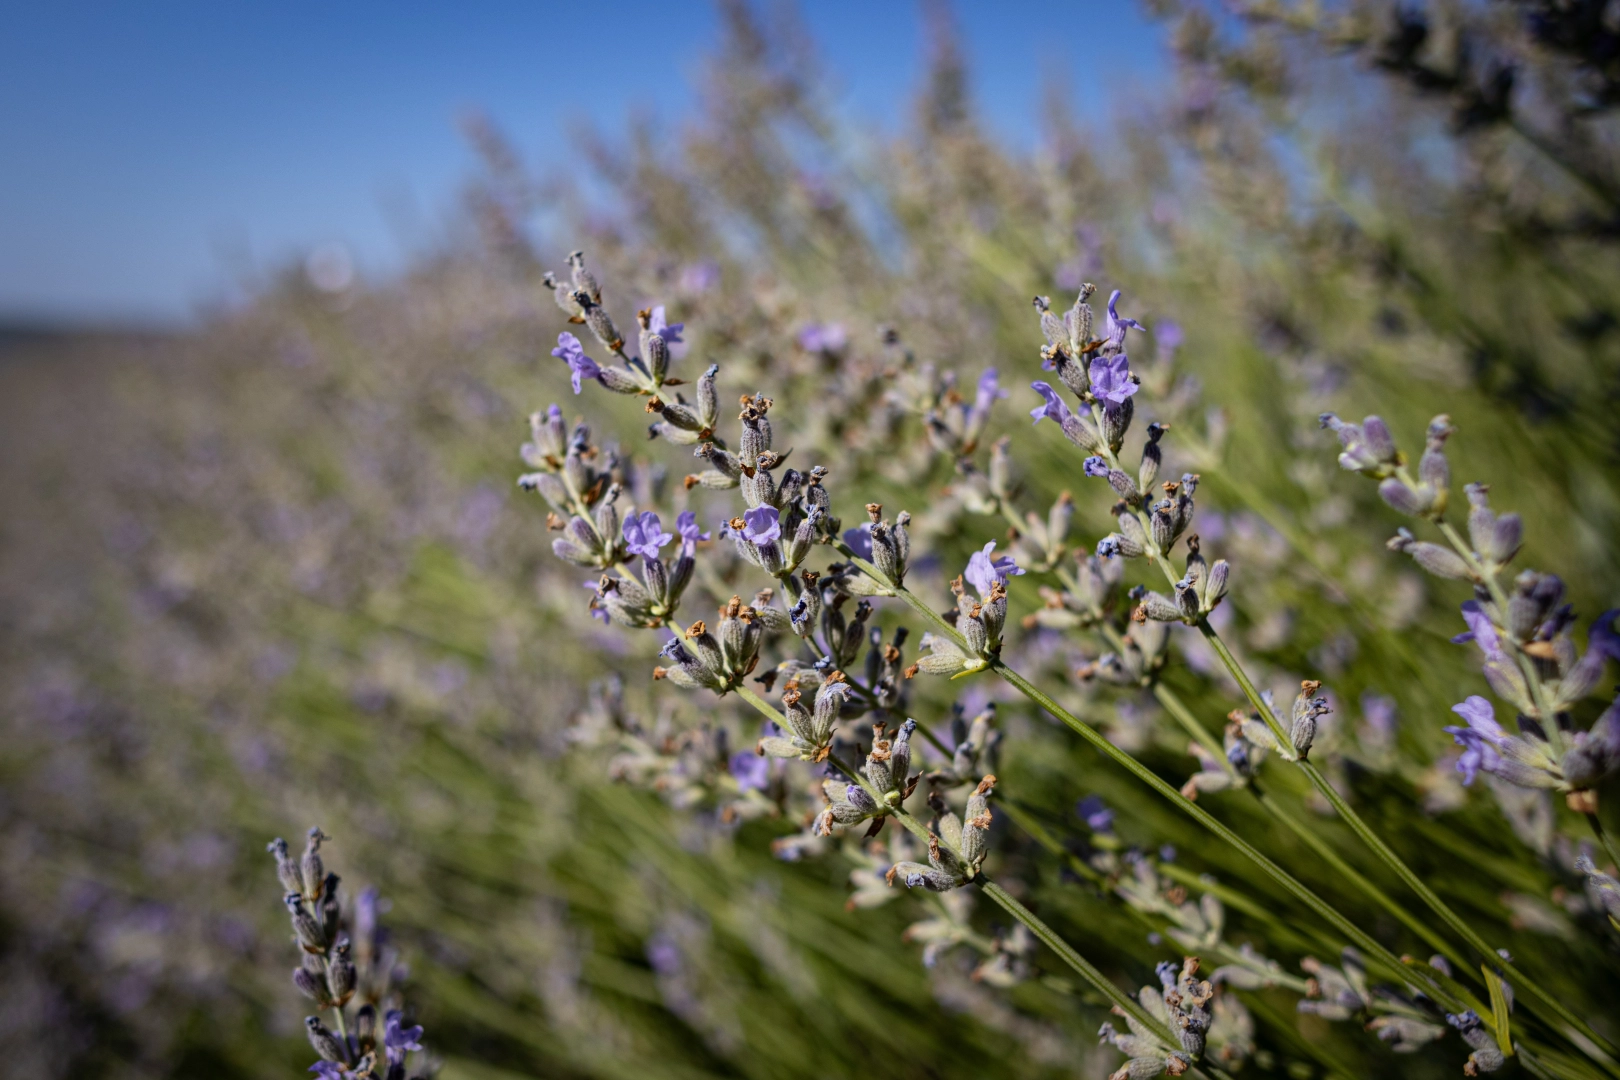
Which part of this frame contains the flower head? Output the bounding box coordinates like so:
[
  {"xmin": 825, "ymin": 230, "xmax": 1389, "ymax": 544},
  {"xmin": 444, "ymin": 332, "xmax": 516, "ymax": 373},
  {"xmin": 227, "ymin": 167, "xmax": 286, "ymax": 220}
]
[
  {"xmin": 675, "ymin": 510, "xmax": 709, "ymax": 557},
  {"xmin": 383, "ymin": 1010, "xmax": 424, "ymax": 1066},
  {"xmin": 552, "ymin": 332, "xmax": 603, "ymax": 394},
  {"xmin": 648, "ymin": 304, "xmax": 684, "ymax": 346},
  {"xmin": 1088, "ymin": 353, "xmax": 1139, "ymax": 406},
  {"xmin": 842, "ymin": 522, "xmax": 874, "ymax": 560},
  {"xmin": 967, "ymin": 367, "xmax": 1007, "ymax": 429},
  {"xmin": 964, "ymin": 541, "xmax": 1024, "ymax": 599},
  {"xmin": 730, "ymin": 749, "xmax": 770, "ymax": 791},
  {"xmin": 1102, "ymin": 289, "xmax": 1144, "ymax": 351},
  {"xmin": 1451, "ymin": 600, "xmax": 1505, "ymax": 663},
  {"xmin": 741, "ymin": 505, "xmax": 781, "ymax": 546},
  {"xmin": 1029, "ymin": 381, "xmax": 1072, "ymax": 426},
  {"xmin": 798, "ymin": 323, "xmax": 848, "ymax": 354},
  {"xmin": 1083, "ymin": 456, "xmax": 1110, "ymax": 478},
  {"xmin": 622, "ymin": 511, "xmax": 673, "ymax": 560},
  {"xmin": 1443, "ymin": 696, "xmax": 1506, "ymax": 785}
]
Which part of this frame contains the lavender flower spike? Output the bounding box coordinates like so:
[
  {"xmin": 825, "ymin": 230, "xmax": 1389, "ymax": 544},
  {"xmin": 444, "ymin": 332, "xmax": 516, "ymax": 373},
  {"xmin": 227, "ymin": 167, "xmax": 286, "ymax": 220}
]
[
  {"xmin": 1088, "ymin": 353, "xmax": 1139, "ymax": 406},
  {"xmin": 675, "ymin": 510, "xmax": 709, "ymax": 557},
  {"xmin": 1029, "ymin": 381, "xmax": 1072, "ymax": 426},
  {"xmin": 741, "ymin": 505, "xmax": 781, "ymax": 545},
  {"xmin": 552, "ymin": 332, "xmax": 604, "ymax": 394},
  {"xmin": 623, "ymin": 511, "xmax": 673, "ymax": 560},
  {"xmin": 964, "ymin": 541, "xmax": 1024, "ymax": 599}
]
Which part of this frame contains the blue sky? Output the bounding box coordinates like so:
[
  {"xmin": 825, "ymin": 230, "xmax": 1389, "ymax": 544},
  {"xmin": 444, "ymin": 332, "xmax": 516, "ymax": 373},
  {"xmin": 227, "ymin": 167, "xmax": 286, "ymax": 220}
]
[{"xmin": 0, "ymin": 1, "xmax": 1165, "ymax": 326}]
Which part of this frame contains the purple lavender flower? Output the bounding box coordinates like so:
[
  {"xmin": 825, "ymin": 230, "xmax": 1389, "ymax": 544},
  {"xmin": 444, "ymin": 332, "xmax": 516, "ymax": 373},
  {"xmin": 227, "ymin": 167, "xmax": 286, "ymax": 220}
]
[
  {"xmin": 680, "ymin": 260, "xmax": 720, "ymax": 293},
  {"xmin": 583, "ymin": 580, "xmax": 612, "ymax": 624},
  {"xmin": 309, "ymin": 1065, "xmax": 354, "ymax": 1079},
  {"xmin": 842, "ymin": 522, "xmax": 874, "ymax": 560},
  {"xmin": 649, "ymin": 305, "xmax": 684, "ymax": 346},
  {"xmin": 798, "ymin": 323, "xmax": 848, "ymax": 354},
  {"xmin": 623, "ymin": 511, "xmax": 673, "ymax": 560},
  {"xmin": 1082, "ymin": 456, "xmax": 1110, "ymax": 478},
  {"xmin": 963, "ymin": 541, "xmax": 1024, "ymax": 599},
  {"xmin": 1088, "ymin": 353, "xmax": 1139, "ymax": 406},
  {"xmin": 675, "ymin": 510, "xmax": 709, "ymax": 557},
  {"xmin": 1029, "ymin": 381, "xmax": 1073, "ymax": 426},
  {"xmin": 967, "ymin": 368, "xmax": 1007, "ymax": 428},
  {"xmin": 1102, "ymin": 289, "xmax": 1144, "ymax": 351},
  {"xmin": 1451, "ymin": 600, "xmax": 1506, "ymax": 663},
  {"xmin": 1076, "ymin": 794, "xmax": 1115, "ymax": 832},
  {"xmin": 383, "ymin": 1010, "xmax": 424, "ymax": 1066},
  {"xmin": 729, "ymin": 749, "xmax": 770, "ymax": 791},
  {"xmin": 1156, "ymin": 320, "xmax": 1183, "ymax": 357},
  {"xmin": 552, "ymin": 332, "xmax": 603, "ymax": 394},
  {"xmin": 741, "ymin": 505, "xmax": 781, "ymax": 545},
  {"xmin": 1443, "ymin": 696, "xmax": 1506, "ymax": 785}
]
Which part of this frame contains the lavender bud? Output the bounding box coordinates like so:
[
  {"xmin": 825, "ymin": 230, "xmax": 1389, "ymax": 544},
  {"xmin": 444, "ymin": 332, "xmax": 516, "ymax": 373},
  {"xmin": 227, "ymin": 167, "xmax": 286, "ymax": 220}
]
[
  {"xmin": 1107, "ymin": 468, "xmax": 1140, "ymax": 504},
  {"xmin": 1488, "ymin": 513, "xmax": 1523, "ymax": 566},
  {"xmin": 596, "ymin": 364, "xmax": 641, "ymax": 394},
  {"xmin": 812, "ymin": 681, "xmax": 850, "ymax": 743},
  {"xmin": 1100, "ymin": 398, "xmax": 1134, "ymax": 450},
  {"xmin": 1056, "ymin": 353, "xmax": 1090, "ymax": 398},
  {"xmin": 960, "ymin": 774, "xmax": 995, "ymax": 868},
  {"xmin": 1139, "ymin": 422, "xmax": 1165, "ymax": 491},
  {"xmin": 890, "ymin": 720, "xmax": 916, "ymax": 798},
  {"xmin": 865, "ymin": 730, "xmax": 894, "ymax": 794},
  {"xmin": 355, "ymin": 1004, "xmax": 378, "ymax": 1056},
  {"xmin": 268, "ymin": 837, "xmax": 304, "ymax": 897},
  {"xmin": 892, "ymin": 512, "xmax": 912, "ymax": 581},
  {"xmin": 643, "ymin": 331, "xmax": 669, "ymax": 380},
  {"xmin": 887, "ymin": 862, "xmax": 958, "ymax": 892},
  {"xmin": 306, "ymin": 1017, "xmax": 349, "ymax": 1064},
  {"xmin": 320, "ymin": 873, "xmax": 341, "ymax": 939},
  {"xmin": 739, "ymin": 394, "xmax": 773, "ymax": 459},
  {"xmin": 1377, "ymin": 477, "xmax": 1433, "ymax": 517},
  {"xmin": 300, "ymin": 828, "xmax": 328, "ymax": 899},
  {"xmin": 1174, "ymin": 580, "xmax": 1201, "ymax": 620},
  {"xmin": 958, "ymin": 608, "xmax": 990, "ymax": 656},
  {"xmin": 1150, "ymin": 504, "xmax": 1177, "ymax": 552},
  {"xmin": 567, "ymin": 250, "xmax": 601, "ymax": 302},
  {"xmin": 1204, "ymin": 559, "xmax": 1230, "ymax": 609},
  {"xmin": 582, "ymin": 301, "xmax": 621, "ymax": 352},
  {"xmin": 593, "ymin": 485, "xmax": 622, "ymax": 544},
  {"xmin": 870, "ymin": 522, "xmax": 899, "ymax": 583},
  {"xmin": 1136, "ymin": 591, "xmax": 1184, "ymax": 622},
  {"xmin": 286, "ymin": 893, "xmax": 325, "ymax": 952},
  {"xmin": 293, "ymin": 965, "xmax": 327, "ymax": 1003},
  {"xmin": 327, "ymin": 940, "xmax": 357, "ymax": 1004},
  {"xmin": 1061, "ymin": 412, "xmax": 1106, "ymax": 454},
  {"xmin": 696, "ymin": 364, "xmax": 720, "ymax": 430}
]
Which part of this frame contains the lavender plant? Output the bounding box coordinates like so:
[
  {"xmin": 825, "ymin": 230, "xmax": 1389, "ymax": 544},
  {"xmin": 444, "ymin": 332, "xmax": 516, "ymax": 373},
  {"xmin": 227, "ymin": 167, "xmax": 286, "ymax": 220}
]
[
  {"xmin": 266, "ymin": 829, "xmax": 428, "ymax": 1080},
  {"xmin": 518, "ymin": 250, "xmax": 1620, "ymax": 1078}
]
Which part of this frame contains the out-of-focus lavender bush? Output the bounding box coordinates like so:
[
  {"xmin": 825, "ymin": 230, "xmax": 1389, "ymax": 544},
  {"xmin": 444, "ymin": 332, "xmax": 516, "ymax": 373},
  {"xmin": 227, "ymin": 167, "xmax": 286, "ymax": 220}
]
[{"xmin": 3, "ymin": 2, "xmax": 1619, "ymax": 1077}]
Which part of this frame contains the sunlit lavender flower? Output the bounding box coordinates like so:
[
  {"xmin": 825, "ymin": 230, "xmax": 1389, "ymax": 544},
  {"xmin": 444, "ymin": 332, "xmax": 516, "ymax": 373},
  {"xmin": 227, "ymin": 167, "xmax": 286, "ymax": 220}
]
[
  {"xmin": 798, "ymin": 323, "xmax": 848, "ymax": 354},
  {"xmin": 623, "ymin": 511, "xmax": 673, "ymax": 560},
  {"xmin": 1102, "ymin": 289, "xmax": 1144, "ymax": 351},
  {"xmin": 648, "ymin": 305, "xmax": 684, "ymax": 346},
  {"xmin": 741, "ymin": 505, "xmax": 781, "ymax": 545},
  {"xmin": 729, "ymin": 749, "xmax": 770, "ymax": 791},
  {"xmin": 1444, "ymin": 696, "xmax": 1508, "ymax": 786},
  {"xmin": 552, "ymin": 332, "xmax": 603, "ymax": 394},
  {"xmin": 676, "ymin": 510, "xmax": 709, "ymax": 557},
  {"xmin": 1156, "ymin": 320, "xmax": 1183, "ymax": 359},
  {"xmin": 1028, "ymin": 381, "xmax": 1072, "ymax": 426},
  {"xmin": 967, "ymin": 368, "xmax": 1007, "ymax": 430},
  {"xmin": 1451, "ymin": 601, "xmax": 1506, "ymax": 662},
  {"xmin": 1088, "ymin": 353, "xmax": 1138, "ymax": 406},
  {"xmin": 964, "ymin": 541, "xmax": 1023, "ymax": 599},
  {"xmin": 842, "ymin": 523, "xmax": 874, "ymax": 560}
]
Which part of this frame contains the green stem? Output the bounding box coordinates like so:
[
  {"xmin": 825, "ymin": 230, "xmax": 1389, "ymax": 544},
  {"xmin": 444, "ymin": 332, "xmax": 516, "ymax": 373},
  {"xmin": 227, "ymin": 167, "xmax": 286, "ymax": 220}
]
[
  {"xmin": 729, "ymin": 684, "xmax": 1178, "ymax": 1048},
  {"xmin": 1197, "ymin": 618, "xmax": 1618, "ymax": 1061},
  {"xmin": 1588, "ymin": 813, "xmax": 1620, "ymax": 874}
]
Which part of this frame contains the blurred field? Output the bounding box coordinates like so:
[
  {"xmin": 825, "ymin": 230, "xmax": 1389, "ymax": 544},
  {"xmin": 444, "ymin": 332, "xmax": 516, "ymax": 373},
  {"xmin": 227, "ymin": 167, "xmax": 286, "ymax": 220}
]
[{"xmin": 4, "ymin": 4, "xmax": 1620, "ymax": 1079}]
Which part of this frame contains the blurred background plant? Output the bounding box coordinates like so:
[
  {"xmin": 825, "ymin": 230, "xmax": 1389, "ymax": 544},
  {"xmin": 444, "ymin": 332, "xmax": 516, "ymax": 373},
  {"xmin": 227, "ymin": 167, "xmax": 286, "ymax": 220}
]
[{"xmin": 2, "ymin": 1, "xmax": 1619, "ymax": 1077}]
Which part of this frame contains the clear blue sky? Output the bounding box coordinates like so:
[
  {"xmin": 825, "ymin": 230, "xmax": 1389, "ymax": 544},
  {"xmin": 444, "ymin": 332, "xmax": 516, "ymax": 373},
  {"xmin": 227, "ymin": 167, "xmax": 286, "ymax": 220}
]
[{"xmin": 0, "ymin": 1, "xmax": 1166, "ymax": 326}]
